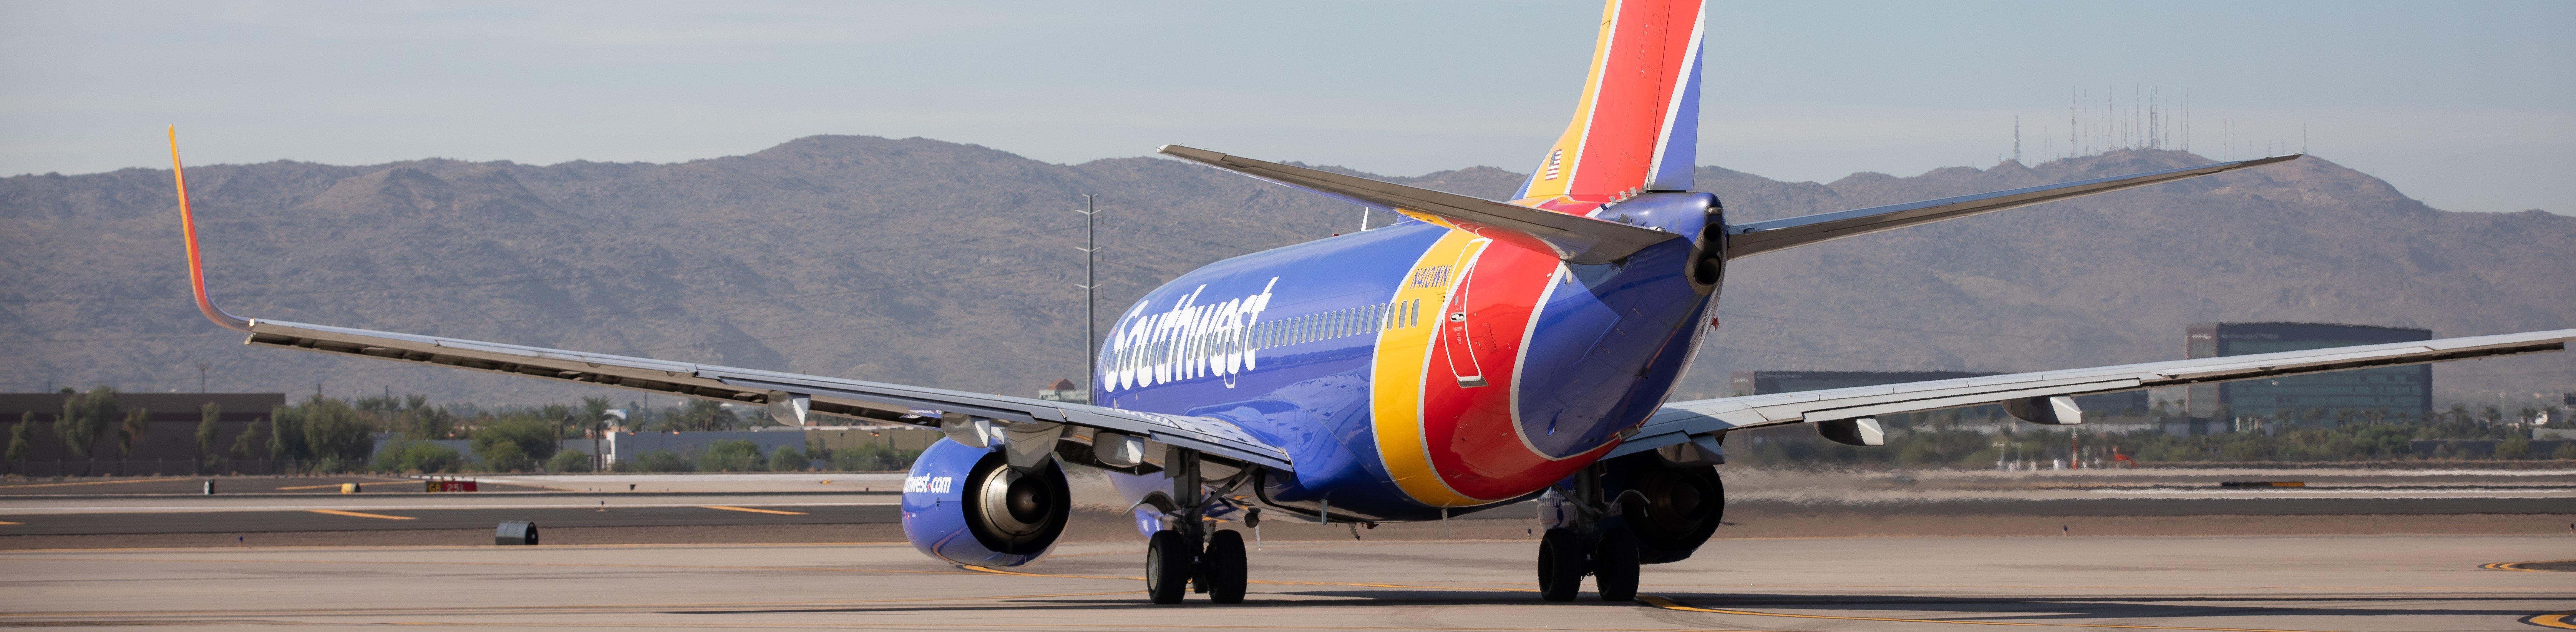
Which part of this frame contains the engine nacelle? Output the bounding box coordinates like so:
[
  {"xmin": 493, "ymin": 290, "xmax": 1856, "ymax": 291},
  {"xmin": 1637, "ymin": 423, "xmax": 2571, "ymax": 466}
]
[
  {"xmin": 901, "ymin": 437, "xmax": 1072, "ymax": 567},
  {"xmin": 1602, "ymin": 451, "xmax": 1725, "ymax": 565}
]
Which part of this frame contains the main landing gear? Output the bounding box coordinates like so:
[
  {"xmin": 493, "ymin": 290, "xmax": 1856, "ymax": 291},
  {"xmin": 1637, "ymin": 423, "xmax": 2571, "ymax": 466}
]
[
  {"xmin": 1535, "ymin": 464, "xmax": 1642, "ymax": 602},
  {"xmin": 1148, "ymin": 528, "xmax": 1247, "ymax": 604},
  {"xmin": 1144, "ymin": 447, "xmax": 1249, "ymax": 604}
]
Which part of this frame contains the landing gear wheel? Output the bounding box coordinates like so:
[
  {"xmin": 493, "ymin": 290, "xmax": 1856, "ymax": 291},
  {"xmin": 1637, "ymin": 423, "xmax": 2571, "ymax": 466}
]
[
  {"xmin": 1592, "ymin": 527, "xmax": 1639, "ymax": 602},
  {"xmin": 1146, "ymin": 530, "xmax": 1195, "ymax": 604},
  {"xmin": 1206, "ymin": 529, "xmax": 1248, "ymax": 604},
  {"xmin": 1536, "ymin": 528, "xmax": 1586, "ymax": 602}
]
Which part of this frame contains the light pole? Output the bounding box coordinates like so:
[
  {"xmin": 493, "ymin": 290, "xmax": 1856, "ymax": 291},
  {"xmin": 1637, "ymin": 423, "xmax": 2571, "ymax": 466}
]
[{"xmin": 1073, "ymin": 194, "xmax": 1100, "ymax": 403}]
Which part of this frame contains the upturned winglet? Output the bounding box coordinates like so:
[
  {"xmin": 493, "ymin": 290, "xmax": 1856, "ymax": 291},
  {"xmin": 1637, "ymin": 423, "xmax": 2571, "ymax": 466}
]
[{"xmin": 171, "ymin": 126, "xmax": 252, "ymax": 332}]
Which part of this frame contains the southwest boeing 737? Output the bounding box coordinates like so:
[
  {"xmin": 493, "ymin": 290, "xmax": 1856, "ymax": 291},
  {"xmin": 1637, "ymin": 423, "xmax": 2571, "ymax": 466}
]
[{"xmin": 171, "ymin": 0, "xmax": 2572, "ymax": 604}]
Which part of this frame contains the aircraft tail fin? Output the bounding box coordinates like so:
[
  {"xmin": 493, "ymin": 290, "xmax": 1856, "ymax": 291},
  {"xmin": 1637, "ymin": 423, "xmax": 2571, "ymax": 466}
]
[{"xmin": 1513, "ymin": 0, "xmax": 1705, "ymax": 207}]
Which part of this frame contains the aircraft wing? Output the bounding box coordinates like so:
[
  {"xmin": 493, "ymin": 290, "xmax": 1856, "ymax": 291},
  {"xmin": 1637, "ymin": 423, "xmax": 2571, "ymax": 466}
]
[
  {"xmin": 163, "ymin": 128, "xmax": 1289, "ymax": 471},
  {"xmin": 1611, "ymin": 328, "xmax": 2575, "ymax": 458},
  {"xmin": 232, "ymin": 320, "xmax": 1293, "ymax": 469},
  {"xmin": 1156, "ymin": 144, "xmax": 1680, "ymax": 265}
]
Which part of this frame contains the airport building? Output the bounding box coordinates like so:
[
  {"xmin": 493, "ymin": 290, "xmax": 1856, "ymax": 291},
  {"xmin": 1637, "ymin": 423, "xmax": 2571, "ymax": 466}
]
[
  {"xmin": 2183, "ymin": 322, "xmax": 2433, "ymax": 422},
  {"xmin": 1729, "ymin": 370, "xmax": 2147, "ymax": 420},
  {"xmin": 0, "ymin": 391, "xmax": 284, "ymax": 465}
]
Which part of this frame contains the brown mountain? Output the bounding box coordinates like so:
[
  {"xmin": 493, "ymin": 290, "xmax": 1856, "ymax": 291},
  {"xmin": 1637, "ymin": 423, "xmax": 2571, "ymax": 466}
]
[{"xmin": 2, "ymin": 138, "xmax": 2567, "ymax": 410}]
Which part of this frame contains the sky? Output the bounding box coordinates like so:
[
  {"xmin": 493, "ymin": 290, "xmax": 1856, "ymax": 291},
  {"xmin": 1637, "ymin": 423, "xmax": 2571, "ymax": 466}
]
[{"xmin": 3, "ymin": 1, "xmax": 2570, "ymax": 214}]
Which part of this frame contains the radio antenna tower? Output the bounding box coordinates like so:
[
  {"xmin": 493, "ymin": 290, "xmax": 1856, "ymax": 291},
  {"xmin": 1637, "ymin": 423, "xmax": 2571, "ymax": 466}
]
[{"xmin": 2013, "ymin": 116, "xmax": 2021, "ymax": 164}]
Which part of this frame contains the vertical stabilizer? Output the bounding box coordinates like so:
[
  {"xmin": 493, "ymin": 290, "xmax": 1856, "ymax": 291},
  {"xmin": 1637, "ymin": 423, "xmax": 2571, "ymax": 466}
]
[{"xmin": 1513, "ymin": 0, "xmax": 1705, "ymax": 208}]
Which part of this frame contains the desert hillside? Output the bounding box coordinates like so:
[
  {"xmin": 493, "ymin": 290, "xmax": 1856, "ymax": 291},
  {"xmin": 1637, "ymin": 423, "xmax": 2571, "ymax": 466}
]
[{"xmin": 2, "ymin": 138, "xmax": 2567, "ymax": 409}]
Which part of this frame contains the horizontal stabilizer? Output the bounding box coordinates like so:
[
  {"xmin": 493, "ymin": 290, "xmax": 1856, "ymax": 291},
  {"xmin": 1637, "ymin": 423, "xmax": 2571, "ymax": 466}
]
[
  {"xmin": 1614, "ymin": 327, "xmax": 2574, "ymax": 458},
  {"xmin": 1158, "ymin": 145, "xmax": 1680, "ymax": 264},
  {"xmin": 1725, "ymin": 154, "xmax": 2300, "ymax": 259}
]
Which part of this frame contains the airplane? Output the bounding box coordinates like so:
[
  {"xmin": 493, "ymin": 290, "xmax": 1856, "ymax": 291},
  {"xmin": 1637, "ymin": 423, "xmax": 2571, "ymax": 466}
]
[{"xmin": 168, "ymin": 0, "xmax": 2572, "ymax": 605}]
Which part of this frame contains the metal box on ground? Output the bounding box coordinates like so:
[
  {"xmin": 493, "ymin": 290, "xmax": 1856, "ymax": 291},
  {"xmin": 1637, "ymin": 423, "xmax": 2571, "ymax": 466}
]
[{"xmin": 496, "ymin": 521, "xmax": 538, "ymax": 546}]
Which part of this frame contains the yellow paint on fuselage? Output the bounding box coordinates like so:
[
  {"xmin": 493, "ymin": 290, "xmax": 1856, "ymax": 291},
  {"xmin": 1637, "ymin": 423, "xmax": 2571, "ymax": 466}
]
[{"xmin": 1370, "ymin": 228, "xmax": 1488, "ymax": 508}]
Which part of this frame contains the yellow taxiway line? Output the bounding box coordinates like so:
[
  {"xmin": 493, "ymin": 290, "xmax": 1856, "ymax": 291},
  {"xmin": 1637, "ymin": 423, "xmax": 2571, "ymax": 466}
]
[
  {"xmin": 305, "ymin": 509, "xmax": 415, "ymax": 520},
  {"xmin": 1636, "ymin": 595, "xmax": 2354, "ymax": 632},
  {"xmin": 703, "ymin": 506, "xmax": 808, "ymax": 516},
  {"xmin": 272, "ymin": 480, "xmax": 410, "ymax": 491},
  {"xmin": 0, "ymin": 478, "xmax": 190, "ymax": 489},
  {"xmin": 961, "ymin": 566, "xmax": 2364, "ymax": 632},
  {"xmin": 2480, "ymin": 559, "xmax": 2572, "ymax": 572}
]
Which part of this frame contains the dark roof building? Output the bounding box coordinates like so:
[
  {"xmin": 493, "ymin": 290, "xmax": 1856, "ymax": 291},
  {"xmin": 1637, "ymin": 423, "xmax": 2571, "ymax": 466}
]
[{"xmin": 0, "ymin": 391, "xmax": 284, "ymax": 463}]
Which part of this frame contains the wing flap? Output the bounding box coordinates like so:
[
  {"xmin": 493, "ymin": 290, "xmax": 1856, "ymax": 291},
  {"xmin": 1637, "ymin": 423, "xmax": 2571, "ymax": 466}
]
[{"xmin": 1613, "ymin": 328, "xmax": 2574, "ymax": 458}]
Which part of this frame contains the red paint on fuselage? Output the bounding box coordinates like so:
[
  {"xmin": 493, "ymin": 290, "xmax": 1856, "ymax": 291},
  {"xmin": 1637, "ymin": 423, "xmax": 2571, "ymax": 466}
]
[{"xmin": 1417, "ymin": 237, "xmax": 1611, "ymax": 500}]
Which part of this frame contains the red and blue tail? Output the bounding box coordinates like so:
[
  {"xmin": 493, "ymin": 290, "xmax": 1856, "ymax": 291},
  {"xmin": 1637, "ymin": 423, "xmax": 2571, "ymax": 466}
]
[{"xmin": 1512, "ymin": 0, "xmax": 1705, "ymax": 210}]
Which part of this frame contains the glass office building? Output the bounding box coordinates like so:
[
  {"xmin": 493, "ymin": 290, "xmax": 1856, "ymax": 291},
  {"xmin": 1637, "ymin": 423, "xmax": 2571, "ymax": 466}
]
[{"xmin": 2183, "ymin": 322, "xmax": 2432, "ymax": 422}]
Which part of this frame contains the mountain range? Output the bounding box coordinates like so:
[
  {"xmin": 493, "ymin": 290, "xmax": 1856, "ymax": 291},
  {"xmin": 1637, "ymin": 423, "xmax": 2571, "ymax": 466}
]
[{"xmin": 3, "ymin": 136, "xmax": 2568, "ymax": 411}]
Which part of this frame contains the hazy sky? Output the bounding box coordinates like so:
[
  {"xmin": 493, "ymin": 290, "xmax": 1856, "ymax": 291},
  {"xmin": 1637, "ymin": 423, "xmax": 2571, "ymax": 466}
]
[{"xmin": 5, "ymin": 1, "xmax": 2569, "ymax": 214}]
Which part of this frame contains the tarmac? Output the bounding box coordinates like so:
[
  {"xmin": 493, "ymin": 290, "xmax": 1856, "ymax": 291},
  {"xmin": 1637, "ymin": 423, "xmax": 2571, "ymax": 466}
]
[
  {"xmin": 3, "ymin": 468, "xmax": 2573, "ymax": 546},
  {"xmin": 1, "ymin": 469, "xmax": 2571, "ymax": 629},
  {"xmin": 1, "ymin": 535, "xmax": 2568, "ymax": 630}
]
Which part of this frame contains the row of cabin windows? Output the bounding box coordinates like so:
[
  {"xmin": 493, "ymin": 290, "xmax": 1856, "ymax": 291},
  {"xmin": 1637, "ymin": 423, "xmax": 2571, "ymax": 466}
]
[{"xmin": 1113, "ymin": 299, "xmax": 1429, "ymax": 373}]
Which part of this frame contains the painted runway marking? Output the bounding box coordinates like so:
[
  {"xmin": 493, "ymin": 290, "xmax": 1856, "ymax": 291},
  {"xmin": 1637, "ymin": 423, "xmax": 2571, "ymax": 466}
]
[
  {"xmin": 2522, "ymin": 610, "xmax": 2576, "ymax": 630},
  {"xmin": 703, "ymin": 506, "xmax": 808, "ymax": 516},
  {"xmin": 305, "ymin": 509, "xmax": 415, "ymax": 520},
  {"xmin": 1637, "ymin": 595, "xmax": 2354, "ymax": 632},
  {"xmin": 2481, "ymin": 559, "xmax": 2573, "ymax": 572}
]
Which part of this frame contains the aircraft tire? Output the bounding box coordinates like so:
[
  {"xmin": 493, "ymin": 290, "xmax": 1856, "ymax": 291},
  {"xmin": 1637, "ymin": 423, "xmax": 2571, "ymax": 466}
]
[
  {"xmin": 1206, "ymin": 529, "xmax": 1248, "ymax": 604},
  {"xmin": 1592, "ymin": 527, "xmax": 1639, "ymax": 602},
  {"xmin": 1536, "ymin": 528, "xmax": 1585, "ymax": 602},
  {"xmin": 1146, "ymin": 530, "xmax": 1194, "ymax": 604}
]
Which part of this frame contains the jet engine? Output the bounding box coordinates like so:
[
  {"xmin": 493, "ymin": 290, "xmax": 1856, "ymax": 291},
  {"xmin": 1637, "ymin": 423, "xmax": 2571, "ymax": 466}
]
[
  {"xmin": 901, "ymin": 437, "xmax": 1072, "ymax": 567},
  {"xmin": 1601, "ymin": 451, "xmax": 1725, "ymax": 564}
]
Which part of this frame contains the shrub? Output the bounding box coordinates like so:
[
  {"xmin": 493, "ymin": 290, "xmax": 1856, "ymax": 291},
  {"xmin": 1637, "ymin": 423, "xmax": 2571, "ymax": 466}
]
[
  {"xmin": 768, "ymin": 446, "xmax": 807, "ymax": 472},
  {"xmin": 480, "ymin": 442, "xmax": 532, "ymax": 473},
  {"xmin": 546, "ymin": 450, "xmax": 594, "ymax": 473},
  {"xmin": 299, "ymin": 399, "xmax": 375, "ymax": 462},
  {"xmin": 698, "ymin": 439, "xmax": 766, "ymax": 472},
  {"xmin": 621, "ymin": 450, "xmax": 692, "ymax": 473},
  {"xmin": 471, "ymin": 417, "xmax": 560, "ymax": 463},
  {"xmin": 830, "ymin": 443, "xmax": 922, "ymax": 471},
  {"xmin": 2494, "ymin": 436, "xmax": 2530, "ymax": 459},
  {"xmin": 373, "ymin": 440, "xmax": 464, "ymax": 473},
  {"xmin": 2555, "ymin": 443, "xmax": 2576, "ymax": 460}
]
